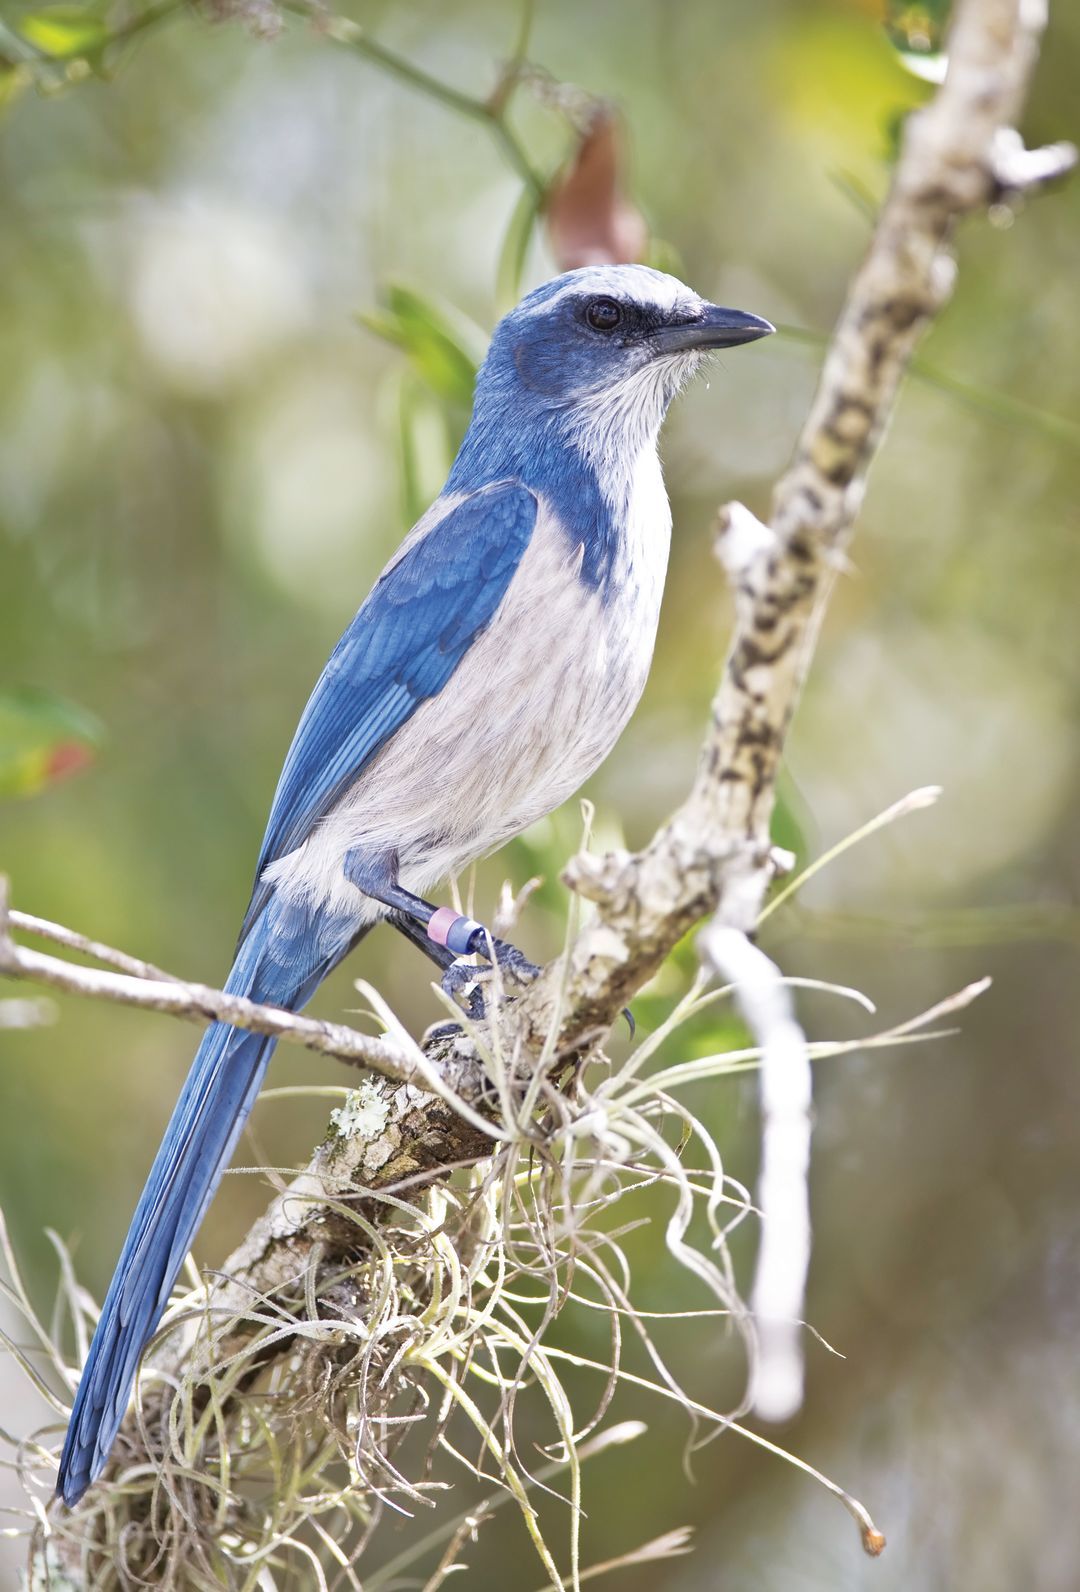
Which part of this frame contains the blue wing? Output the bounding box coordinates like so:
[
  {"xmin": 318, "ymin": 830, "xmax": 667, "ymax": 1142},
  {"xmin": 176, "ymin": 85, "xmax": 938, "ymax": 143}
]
[{"xmin": 240, "ymin": 480, "xmax": 537, "ymax": 938}]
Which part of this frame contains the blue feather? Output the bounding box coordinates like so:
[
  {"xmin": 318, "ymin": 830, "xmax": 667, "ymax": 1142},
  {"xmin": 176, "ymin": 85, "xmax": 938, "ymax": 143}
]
[
  {"xmin": 449, "ymin": 426, "xmax": 618, "ymax": 594},
  {"xmin": 56, "ymin": 897, "xmax": 357, "ymax": 1507},
  {"xmin": 241, "ymin": 480, "xmax": 536, "ymax": 938}
]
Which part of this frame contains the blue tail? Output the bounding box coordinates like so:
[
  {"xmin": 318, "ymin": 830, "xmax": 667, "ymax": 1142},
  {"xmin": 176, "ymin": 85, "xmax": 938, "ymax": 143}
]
[{"xmin": 57, "ymin": 901, "xmax": 352, "ymax": 1507}]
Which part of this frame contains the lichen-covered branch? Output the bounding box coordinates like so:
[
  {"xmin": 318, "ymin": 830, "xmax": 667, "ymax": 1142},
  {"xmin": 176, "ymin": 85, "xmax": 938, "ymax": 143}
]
[{"xmin": 538, "ymin": 0, "xmax": 1076, "ymax": 1043}]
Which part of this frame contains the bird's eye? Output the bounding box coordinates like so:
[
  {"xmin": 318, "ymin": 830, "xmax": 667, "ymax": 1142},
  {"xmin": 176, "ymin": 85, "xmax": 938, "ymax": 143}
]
[{"xmin": 585, "ymin": 297, "xmax": 622, "ymax": 332}]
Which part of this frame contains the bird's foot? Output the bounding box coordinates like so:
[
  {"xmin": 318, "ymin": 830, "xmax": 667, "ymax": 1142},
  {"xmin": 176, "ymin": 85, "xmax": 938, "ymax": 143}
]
[
  {"xmin": 425, "ymin": 908, "xmax": 539, "ymax": 981},
  {"xmin": 438, "ymin": 961, "xmax": 489, "ymax": 1021},
  {"xmin": 482, "ymin": 935, "xmax": 542, "ymax": 986},
  {"xmin": 431, "ymin": 929, "xmax": 634, "ymax": 1035},
  {"xmin": 434, "ymin": 920, "xmax": 540, "ymax": 1019}
]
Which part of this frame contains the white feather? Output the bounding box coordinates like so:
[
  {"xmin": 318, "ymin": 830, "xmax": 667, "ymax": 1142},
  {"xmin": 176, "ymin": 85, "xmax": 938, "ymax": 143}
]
[{"xmin": 266, "ymin": 472, "xmax": 672, "ymax": 920}]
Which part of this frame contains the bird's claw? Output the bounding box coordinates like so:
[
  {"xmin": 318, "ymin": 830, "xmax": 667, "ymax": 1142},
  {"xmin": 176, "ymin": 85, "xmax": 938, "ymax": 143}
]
[
  {"xmin": 436, "ymin": 930, "xmax": 632, "ymax": 1035},
  {"xmin": 439, "ymin": 960, "xmax": 489, "ymax": 1019},
  {"xmin": 483, "ymin": 936, "xmax": 541, "ymax": 986},
  {"xmin": 438, "ymin": 932, "xmax": 540, "ymax": 1018}
]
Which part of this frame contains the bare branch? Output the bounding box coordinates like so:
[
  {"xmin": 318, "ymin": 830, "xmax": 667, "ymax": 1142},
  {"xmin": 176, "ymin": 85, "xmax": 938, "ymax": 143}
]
[
  {"xmin": 8, "ymin": 905, "xmax": 179, "ymax": 982},
  {"xmin": 0, "ymin": 877, "xmax": 426, "ymax": 1091},
  {"xmin": 700, "ymin": 923, "xmax": 812, "ymax": 1423}
]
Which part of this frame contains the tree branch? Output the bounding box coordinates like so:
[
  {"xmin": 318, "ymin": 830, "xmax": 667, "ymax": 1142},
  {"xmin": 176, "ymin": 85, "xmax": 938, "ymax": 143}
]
[
  {"xmin": 531, "ymin": 0, "xmax": 1076, "ymax": 1051},
  {"xmin": 0, "ymin": 880, "xmax": 426, "ymax": 1090},
  {"xmin": 700, "ymin": 923, "xmax": 812, "ymax": 1423}
]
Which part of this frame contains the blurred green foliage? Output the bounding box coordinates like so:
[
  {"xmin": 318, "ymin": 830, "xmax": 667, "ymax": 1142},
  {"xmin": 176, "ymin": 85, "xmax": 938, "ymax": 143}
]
[
  {"xmin": 0, "ymin": 687, "xmax": 102, "ymax": 797},
  {"xmin": 0, "ymin": 0, "xmax": 1078, "ymax": 1586},
  {"xmin": 17, "ymin": 6, "xmax": 107, "ymax": 57},
  {"xmin": 361, "ymin": 281, "xmax": 484, "ymax": 520},
  {"xmin": 360, "ymin": 281, "xmax": 484, "ymax": 404}
]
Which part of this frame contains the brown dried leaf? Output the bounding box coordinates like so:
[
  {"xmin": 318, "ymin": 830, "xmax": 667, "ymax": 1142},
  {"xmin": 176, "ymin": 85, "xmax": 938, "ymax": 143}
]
[{"xmin": 545, "ymin": 108, "xmax": 648, "ymax": 270}]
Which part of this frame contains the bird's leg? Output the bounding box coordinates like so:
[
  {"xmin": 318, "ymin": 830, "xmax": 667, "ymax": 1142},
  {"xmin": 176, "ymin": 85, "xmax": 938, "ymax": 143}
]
[
  {"xmin": 344, "ymin": 848, "xmax": 485, "ymax": 954},
  {"xmin": 384, "ymin": 909, "xmax": 456, "ymax": 972},
  {"xmin": 344, "ymin": 849, "xmax": 540, "ymax": 1002},
  {"xmin": 385, "ymin": 910, "xmax": 488, "ymax": 1024},
  {"xmin": 352, "ymin": 855, "xmax": 634, "ymax": 1034}
]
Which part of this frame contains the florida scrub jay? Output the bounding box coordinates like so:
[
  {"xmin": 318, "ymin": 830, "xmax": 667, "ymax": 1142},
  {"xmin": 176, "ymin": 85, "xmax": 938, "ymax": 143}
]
[{"xmin": 57, "ymin": 264, "xmax": 772, "ymax": 1504}]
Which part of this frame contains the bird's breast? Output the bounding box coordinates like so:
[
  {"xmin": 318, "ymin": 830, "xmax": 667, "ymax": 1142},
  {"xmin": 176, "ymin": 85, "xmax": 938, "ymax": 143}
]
[
  {"xmin": 274, "ymin": 472, "xmax": 672, "ymax": 912},
  {"xmin": 391, "ymin": 474, "xmax": 671, "ymax": 874}
]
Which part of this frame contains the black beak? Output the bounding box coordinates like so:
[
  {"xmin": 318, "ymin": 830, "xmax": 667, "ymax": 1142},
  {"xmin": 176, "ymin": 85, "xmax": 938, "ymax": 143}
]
[{"xmin": 653, "ymin": 304, "xmax": 775, "ymax": 355}]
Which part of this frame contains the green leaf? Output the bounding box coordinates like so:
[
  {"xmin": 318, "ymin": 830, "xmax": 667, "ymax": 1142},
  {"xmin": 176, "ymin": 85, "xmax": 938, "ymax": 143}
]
[
  {"xmin": 0, "ymin": 688, "xmax": 103, "ymax": 799},
  {"xmin": 17, "ymin": 5, "xmax": 108, "ymax": 58},
  {"xmin": 396, "ymin": 373, "xmax": 458, "ymax": 530},
  {"xmin": 359, "ymin": 283, "xmax": 485, "ymax": 409},
  {"xmin": 495, "ymin": 185, "xmax": 541, "ymax": 316}
]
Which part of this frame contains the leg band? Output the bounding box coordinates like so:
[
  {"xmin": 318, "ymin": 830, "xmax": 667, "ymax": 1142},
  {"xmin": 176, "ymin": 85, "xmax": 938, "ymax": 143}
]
[{"xmin": 427, "ymin": 909, "xmax": 484, "ymax": 957}]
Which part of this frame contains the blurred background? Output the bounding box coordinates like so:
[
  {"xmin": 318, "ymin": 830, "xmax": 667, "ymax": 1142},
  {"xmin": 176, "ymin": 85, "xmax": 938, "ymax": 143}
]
[{"xmin": 1, "ymin": 0, "xmax": 1078, "ymax": 1585}]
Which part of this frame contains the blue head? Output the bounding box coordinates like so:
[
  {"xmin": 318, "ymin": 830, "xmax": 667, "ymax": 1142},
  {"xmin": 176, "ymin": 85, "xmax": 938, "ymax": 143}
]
[
  {"xmin": 447, "ymin": 266, "xmax": 773, "ymax": 590},
  {"xmin": 457, "ymin": 265, "xmax": 772, "ymax": 466}
]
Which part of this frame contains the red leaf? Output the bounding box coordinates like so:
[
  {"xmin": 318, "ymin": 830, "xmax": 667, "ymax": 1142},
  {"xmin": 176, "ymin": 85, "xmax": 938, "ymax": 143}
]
[{"xmin": 44, "ymin": 740, "xmax": 95, "ymax": 783}]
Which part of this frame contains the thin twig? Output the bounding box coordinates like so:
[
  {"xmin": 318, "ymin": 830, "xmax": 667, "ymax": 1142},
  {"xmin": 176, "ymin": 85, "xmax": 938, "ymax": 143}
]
[
  {"xmin": 18, "ymin": 0, "xmax": 550, "ymax": 201},
  {"xmin": 9, "ymin": 907, "xmax": 178, "ymax": 982},
  {"xmin": 0, "ymin": 878, "xmax": 424, "ymax": 1090},
  {"xmin": 288, "ymin": 3, "xmax": 547, "ymax": 198}
]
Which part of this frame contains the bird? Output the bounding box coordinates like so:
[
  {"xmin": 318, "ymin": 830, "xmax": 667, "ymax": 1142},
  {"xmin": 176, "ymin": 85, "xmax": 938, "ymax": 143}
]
[{"xmin": 56, "ymin": 264, "xmax": 772, "ymax": 1506}]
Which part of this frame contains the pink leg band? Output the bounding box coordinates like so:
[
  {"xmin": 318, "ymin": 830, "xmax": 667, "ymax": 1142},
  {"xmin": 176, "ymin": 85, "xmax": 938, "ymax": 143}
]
[{"xmin": 427, "ymin": 907, "xmax": 461, "ymax": 948}]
